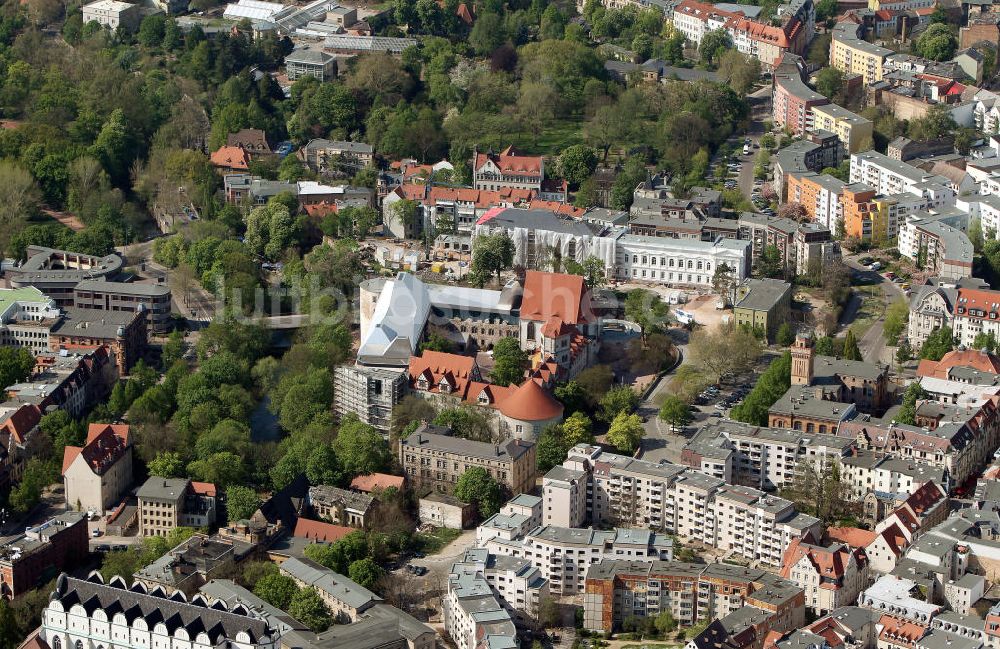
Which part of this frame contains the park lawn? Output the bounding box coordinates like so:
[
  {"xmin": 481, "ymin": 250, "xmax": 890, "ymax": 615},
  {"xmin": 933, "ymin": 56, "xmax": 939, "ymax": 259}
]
[
  {"xmin": 413, "ymin": 527, "xmax": 462, "ymax": 554},
  {"xmin": 509, "ymin": 119, "xmax": 585, "ymax": 155}
]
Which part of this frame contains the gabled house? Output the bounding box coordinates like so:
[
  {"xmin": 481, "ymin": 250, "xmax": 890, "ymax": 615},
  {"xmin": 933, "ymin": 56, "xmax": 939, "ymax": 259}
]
[
  {"xmin": 473, "ymin": 146, "xmax": 545, "ymax": 195},
  {"xmin": 210, "ymin": 145, "xmax": 252, "ymax": 173},
  {"xmin": 781, "ymin": 537, "xmax": 869, "ymax": 615},
  {"xmin": 62, "ymin": 423, "xmax": 133, "ymax": 515}
]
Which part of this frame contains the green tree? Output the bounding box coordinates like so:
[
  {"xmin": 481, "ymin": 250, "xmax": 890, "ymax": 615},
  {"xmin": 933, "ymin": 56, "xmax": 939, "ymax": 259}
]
[
  {"xmin": 138, "ymin": 14, "xmax": 166, "ymax": 47},
  {"xmin": 625, "ymin": 289, "xmax": 670, "ymax": 340},
  {"xmin": 226, "ymin": 485, "xmax": 260, "ymax": 521},
  {"xmin": 348, "ymin": 558, "xmax": 385, "ymax": 590},
  {"xmin": 433, "ymin": 406, "xmax": 493, "ymax": 442},
  {"xmin": 897, "ymin": 382, "xmax": 928, "ymax": 425},
  {"xmin": 699, "ymin": 29, "xmax": 732, "ymax": 66},
  {"xmin": 562, "ymin": 411, "xmax": 594, "ymax": 446},
  {"xmin": 654, "ymin": 610, "xmax": 678, "ymax": 635},
  {"xmin": 469, "ymin": 12, "xmax": 505, "ymax": 55},
  {"xmin": 883, "ymin": 299, "xmax": 910, "ymax": 344},
  {"xmin": 558, "ymin": 145, "xmax": 598, "ymax": 187},
  {"xmin": 333, "ymin": 414, "xmax": 391, "ymax": 476},
  {"xmin": 658, "ymin": 395, "xmax": 692, "ymax": 429},
  {"xmin": 814, "ymin": 67, "xmax": 844, "ymax": 101},
  {"xmin": 491, "ymin": 336, "xmax": 529, "ymax": 387},
  {"xmin": 289, "ymin": 588, "xmax": 333, "ymax": 632},
  {"xmin": 780, "ymin": 457, "xmax": 852, "ymax": 525},
  {"xmin": 716, "ymin": 49, "xmax": 761, "ymax": 95},
  {"xmin": 842, "ymin": 329, "xmax": 862, "ymax": 361},
  {"xmin": 245, "ymin": 201, "xmax": 295, "ymax": 261},
  {"xmin": 605, "ymin": 412, "xmax": 644, "ymax": 454},
  {"xmin": 598, "ymin": 385, "xmax": 640, "ymax": 422},
  {"xmin": 254, "ymin": 573, "xmax": 299, "ymax": 610},
  {"xmin": 537, "ymin": 424, "xmax": 568, "ymax": 471},
  {"xmin": 970, "ymin": 217, "xmax": 984, "ymax": 253},
  {"xmin": 896, "ymin": 340, "xmax": 914, "ymax": 365},
  {"xmin": 470, "ymin": 231, "xmax": 516, "ymax": 286},
  {"xmin": 162, "ymin": 330, "xmax": 185, "ymax": 369},
  {"xmin": 0, "ymin": 347, "xmax": 35, "ymax": 390},
  {"xmin": 920, "ymin": 326, "xmax": 955, "ymax": 361},
  {"xmin": 148, "ymin": 451, "xmax": 185, "ymax": 478},
  {"xmin": 973, "ymin": 331, "xmax": 999, "ymax": 353},
  {"xmin": 730, "ymin": 351, "xmax": 791, "ymax": 426},
  {"xmin": 814, "ymin": 335, "xmax": 835, "ymax": 355},
  {"xmin": 776, "ymin": 322, "xmax": 796, "ymax": 346},
  {"xmin": 754, "ymin": 244, "xmax": 785, "ymax": 279},
  {"xmin": 455, "ymin": 466, "xmax": 503, "ymax": 518},
  {"xmin": 916, "ymin": 23, "xmax": 958, "ymax": 61}
]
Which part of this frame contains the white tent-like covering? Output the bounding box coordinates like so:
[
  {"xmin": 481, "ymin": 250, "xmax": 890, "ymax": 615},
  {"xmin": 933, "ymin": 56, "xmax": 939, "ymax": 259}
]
[
  {"xmin": 357, "ymin": 272, "xmax": 431, "ymax": 367},
  {"xmin": 223, "ymin": 0, "xmax": 289, "ymax": 22}
]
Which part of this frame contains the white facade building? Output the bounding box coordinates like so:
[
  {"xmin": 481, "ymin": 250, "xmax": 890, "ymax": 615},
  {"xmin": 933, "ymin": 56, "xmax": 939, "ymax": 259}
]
[
  {"xmin": 39, "ymin": 573, "xmax": 281, "ymax": 649},
  {"xmin": 614, "ymin": 234, "xmax": 751, "ymax": 288}
]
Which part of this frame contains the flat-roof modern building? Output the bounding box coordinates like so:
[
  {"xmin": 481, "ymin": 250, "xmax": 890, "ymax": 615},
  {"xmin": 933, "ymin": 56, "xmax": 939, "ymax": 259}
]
[
  {"xmin": 7, "ymin": 246, "xmax": 123, "ymax": 307},
  {"xmin": 73, "ymin": 280, "xmax": 172, "ymax": 333}
]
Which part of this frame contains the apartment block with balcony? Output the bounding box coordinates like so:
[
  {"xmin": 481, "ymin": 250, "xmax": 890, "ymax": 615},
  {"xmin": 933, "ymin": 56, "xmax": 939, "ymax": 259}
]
[
  {"xmin": 583, "ymin": 559, "xmax": 806, "ymax": 633},
  {"xmin": 544, "ymin": 445, "xmax": 821, "ymax": 568}
]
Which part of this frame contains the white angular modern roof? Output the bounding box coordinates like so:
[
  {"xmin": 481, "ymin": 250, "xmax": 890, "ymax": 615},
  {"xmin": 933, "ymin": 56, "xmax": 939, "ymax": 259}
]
[{"xmin": 357, "ymin": 272, "xmax": 430, "ymax": 367}]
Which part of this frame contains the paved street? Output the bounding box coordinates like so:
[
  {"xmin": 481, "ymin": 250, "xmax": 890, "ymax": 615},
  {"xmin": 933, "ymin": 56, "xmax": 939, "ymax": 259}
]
[
  {"xmin": 840, "ymin": 255, "xmax": 905, "ymax": 365},
  {"xmin": 121, "ymin": 239, "xmax": 217, "ymax": 326}
]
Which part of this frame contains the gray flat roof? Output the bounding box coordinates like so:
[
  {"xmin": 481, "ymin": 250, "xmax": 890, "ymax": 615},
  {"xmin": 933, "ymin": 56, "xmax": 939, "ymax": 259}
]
[{"xmin": 75, "ymin": 279, "xmax": 170, "ymax": 297}]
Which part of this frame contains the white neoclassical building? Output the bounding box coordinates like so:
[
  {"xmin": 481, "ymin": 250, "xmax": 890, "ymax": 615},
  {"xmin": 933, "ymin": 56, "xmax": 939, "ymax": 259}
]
[
  {"xmin": 38, "ymin": 573, "xmax": 281, "ymax": 649},
  {"xmin": 614, "ymin": 233, "xmax": 751, "ymax": 288}
]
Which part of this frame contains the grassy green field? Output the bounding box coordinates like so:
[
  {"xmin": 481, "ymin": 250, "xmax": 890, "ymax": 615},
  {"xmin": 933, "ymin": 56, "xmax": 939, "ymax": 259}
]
[{"xmin": 413, "ymin": 527, "xmax": 462, "ymax": 554}]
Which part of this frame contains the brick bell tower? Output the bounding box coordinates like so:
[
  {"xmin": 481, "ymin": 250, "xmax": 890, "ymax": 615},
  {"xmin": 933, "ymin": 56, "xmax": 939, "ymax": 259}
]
[{"xmin": 790, "ymin": 331, "xmax": 815, "ymax": 386}]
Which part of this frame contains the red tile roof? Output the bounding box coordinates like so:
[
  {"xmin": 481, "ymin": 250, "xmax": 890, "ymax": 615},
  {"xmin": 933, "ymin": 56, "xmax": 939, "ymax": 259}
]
[
  {"xmin": 780, "ymin": 539, "xmax": 854, "ymax": 587},
  {"xmin": 463, "ymin": 381, "xmax": 516, "ymax": 408},
  {"xmin": 903, "ymin": 481, "xmax": 945, "ymax": 517},
  {"xmin": 303, "ymin": 202, "xmax": 339, "ymax": 218},
  {"xmin": 350, "ymin": 473, "xmax": 405, "ymax": 492},
  {"xmin": 541, "ymin": 317, "xmax": 577, "ymax": 338},
  {"xmin": 0, "ymin": 403, "xmax": 41, "ymax": 445},
  {"xmin": 293, "ymin": 518, "xmax": 354, "ymax": 542},
  {"xmin": 63, "ymin": 424, "xmax": 131, "ymax": 476},
  {"xmin": 191, "ymin": 481, "xmax": 217, "ymax": 498},
  {"xmin": 408, "ymin": 351, "xmax": 479, "ymax": 398},
  {"xmin": 498, "ymin": 379, "xmax": 564, "ymax": 422},
  {"xmin": 826, "ymin": 526, "xmax": 877, "ymax": 549},
  {"xmin": 210, "ymin": 146, "xmax": 251, "ymax": 171},
  {"xmin": 87, "ymin": 423, "xmax": 130, "ymax": 445},
  {"xmin": 474, "ymin": 150, "xmax": 542, "ymax": 177},
  {"xmin": 520, "ymin": 270, "xmax": 590, "ymax": 325},
  {"xmin": 878, "ymin": 523, "xmax": 909, "ymax": 556},
  {"xmin": 733, "ymin": 16, "xmax": 800, "ymax": 48},
  {"xmin": 877, "ymin": 615, "xmax": 927, "ymax": 647},
  {"xmin": 62, "ymin": 445, "xmax": 82, "ymax": 475},
  {"xmin": 917, "ymin": 347, "xmax": 1000, "ymax": 378}
]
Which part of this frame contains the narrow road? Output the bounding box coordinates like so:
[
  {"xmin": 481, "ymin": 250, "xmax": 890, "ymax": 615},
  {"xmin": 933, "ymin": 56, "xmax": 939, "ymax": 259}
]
[
  {"xmin": 840, "ymin": 255, "xmax": 905, "ymax": 365},
  {"xmin": 120, "ymin": 239, "xmax": 218, "ymax": 326},
  {"xmin": 637, "ymin": 328, "xmax": 699, "ymax": 464}
]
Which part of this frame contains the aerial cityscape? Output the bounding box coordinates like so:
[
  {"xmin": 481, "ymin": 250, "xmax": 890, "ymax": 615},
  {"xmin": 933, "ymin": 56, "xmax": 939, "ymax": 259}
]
[{"xmin": 7, "ymin": 1, "xmax": 1000, "ymax": 649}]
